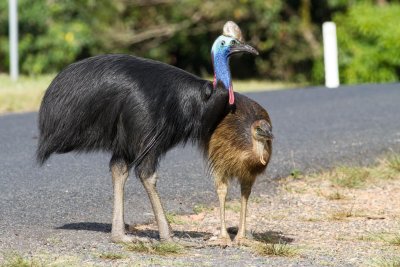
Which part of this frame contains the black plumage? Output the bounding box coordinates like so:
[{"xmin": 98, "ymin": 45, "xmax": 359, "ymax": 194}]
[{"xmin": 37, "ymin": 54, "xmax": 228, "ymax": 175}]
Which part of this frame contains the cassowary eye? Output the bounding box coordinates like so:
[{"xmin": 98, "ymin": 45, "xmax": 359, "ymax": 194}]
[{"xmin": 221, "ymin": 40, "xmax": 225, "ymax": 46}]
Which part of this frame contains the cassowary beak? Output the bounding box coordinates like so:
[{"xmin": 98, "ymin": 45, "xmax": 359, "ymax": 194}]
[
  {"xmin": 257, "ymin": 129, "xmax": 274, "ymax": 140},
  {"xmin": 256, "ymin": 124, "xmax": 274, "ymax": 140},
  {"xmin": 228, "ymin": 43, "xmax": 259, "ymax": 56}
]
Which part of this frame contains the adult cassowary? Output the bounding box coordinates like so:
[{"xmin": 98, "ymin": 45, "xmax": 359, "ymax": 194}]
[{"xmin": 36, "ymin": 21, "xmax": 258, "ymax": 243}]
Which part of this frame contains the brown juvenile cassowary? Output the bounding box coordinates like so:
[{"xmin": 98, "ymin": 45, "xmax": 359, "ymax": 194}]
[
  {"xmin": 36, "ymin": 21, "xmax": 258, "ymax": 243},
  {"xmin": 206, "ymin": 24, "xmax": 273, "ymax": 246},
  {"xmin": 207, "ymin": 94, "xmax": 272, "ymax": 246}
]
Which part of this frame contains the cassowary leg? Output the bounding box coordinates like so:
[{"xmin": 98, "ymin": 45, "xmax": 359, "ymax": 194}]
[
  {"xmin": 216, "ymin": 178, "xmax": 231, "ymax": 246},
  {"xmin": 234, "ymin": 182, "xmax": 253, "ymax": 245},
  {"xmin": 110, "ymin": 157, "xmax": 132, "ymax": 243},
  {"xmin": 140, "ymin": 173, "xmax": 173, "ymax": 241}
]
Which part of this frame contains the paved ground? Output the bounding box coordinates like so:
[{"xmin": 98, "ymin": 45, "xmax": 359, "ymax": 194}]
[{"xmin": 0, "ymin": 83, "xmax": 399, "ymax": 265}]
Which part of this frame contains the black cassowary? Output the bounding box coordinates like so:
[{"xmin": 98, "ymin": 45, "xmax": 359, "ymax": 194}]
[
  {"xmin": 206, "ymin": 24, "xmax": 273, "ymax": 246},
  {"xmin": 37, "ymin": 21, "xmax": 258, "ymax": 243}
]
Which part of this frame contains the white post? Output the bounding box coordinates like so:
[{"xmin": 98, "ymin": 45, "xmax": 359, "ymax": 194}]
[
  {"xmin": 322, "ymin": 22, "xmax": 339, "ymax": 88},
  {"xmin": 9, "ymin": 0, "xmax": 19, "ymax": 81}
]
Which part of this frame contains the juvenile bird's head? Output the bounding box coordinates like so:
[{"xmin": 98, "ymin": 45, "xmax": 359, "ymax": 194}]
[
  {"xmin": 251, "ymin": 120, "xmax": 273, "ymax": 166},
  {"xmin": 211, "ymin": 22, "xmax": 258, "ymax": 105}
]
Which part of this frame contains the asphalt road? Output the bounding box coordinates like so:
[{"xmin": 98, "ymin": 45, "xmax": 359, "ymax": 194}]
[{"xmin": 1, "ymin": 83, "xmax": 400, "ymax": 253}]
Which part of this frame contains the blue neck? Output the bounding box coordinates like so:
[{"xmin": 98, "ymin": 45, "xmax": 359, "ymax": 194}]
[{"xmin": 212, "ymin": 52, "xmax": 231, "ymax": 90}]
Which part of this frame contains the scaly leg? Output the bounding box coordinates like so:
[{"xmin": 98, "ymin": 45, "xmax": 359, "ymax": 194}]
[
  {"xmin": 110, "ymin": 158, "xmax": 131, "ymax": 242},
  {"xmin": 216, "ymin": 177, "xmax": 231, "ymax": 246},
  {"xmin": 234, "ymin": 182, "xmax": 253, "ymax": 245},
  {"xmin": 140, "ymin": 173, "xmax": 173, "ymax": 241},
  {"xmin": 110, "ymin": 157, "xmax": 151, "ymax": 243}
]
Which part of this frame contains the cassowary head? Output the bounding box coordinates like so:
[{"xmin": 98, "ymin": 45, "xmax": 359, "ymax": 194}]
[
  {"xmin": 251, "ymin": 120, "xmax": 273, "ymax": 165},
  {"xmin": 211, "ymin": 21, "xmax": 258, "ymax": 105}
]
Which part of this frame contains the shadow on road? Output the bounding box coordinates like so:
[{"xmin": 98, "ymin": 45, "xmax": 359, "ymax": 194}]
[
  {"xmin": 56, "ymin": 222, "xmax": 212, "ymax": 240},
  {"xmin": 56, "ymin": 222, "xmax": 111, "ymax": 233}
]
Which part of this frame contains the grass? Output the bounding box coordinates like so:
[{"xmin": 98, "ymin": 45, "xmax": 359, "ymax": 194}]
[
  {"xmin": 290, "ymin": 169, "xmax": 303, "ymax": 179},
  {"xmin": 1, "ymin": 253, "xmax": 40, "ymax": 267},
  {"xmin": 98, "ymin": 252, "xmax": 126, "ymax": 260},
  {"xmin": 304, "ymin": 154, "xmax": 400, "ymax": 190},
  {"xmin": 253, "ymin": 242, "xmax": 298, "ymax": 257},
  {"xmin": 231, "ymin": 79, "xmax": 299, "ymax": 93},
  {"xmin": 370, "ymin": 257, "xmax": 400, "ymax": 267},
  {"xmin": 330, "ymin": 209, "xmax": 354, "ymax": 221},
  {"xmin": 225, "ymin": 203, "xmax": 241, "ymax": 213},
  {"xmin": 387, "ymin": 154, "xmax": 400, "ymax": 172},
  {"xmin": 358, "ymin": 232, "xmax": 400, "ymax": 247},
  {"xmin": 0, "ymin": 74, "xmax": 54, "ymax": 114},
  {"xmin": 325, "ymin": 191, "xmax": 347, "ymax": 200},
  {"xmin": 193, "ymin": 204, "xmax": 213, "ymax": 214},
  {"xmin": 166, "ymin": 212, "xmax": 185, "ymax": 225},
  {"xmin": 0, "ymin": 252, "xmax": 84, "ymax": 267},
  {"xmin": 124, "ymin": 241, "xmax": 184, "ymax": 256},
  {"xmin": 330, "ymin": 166, "xmax": 371, "ymax": 188}
]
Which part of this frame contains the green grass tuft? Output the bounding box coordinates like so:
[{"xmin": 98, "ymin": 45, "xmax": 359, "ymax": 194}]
[
  {"xmin": 124, "ymin": 241, "xmax": 184, "ymax": 256},
  {"xmin": 1, "ymin": 253, "xmax": 40, "ymax": 267},
  {"xmin": 253, "ymin": 242, "xmax": 298, "ymax": 257},
  {"xmin": 387, "ymin": 154, "xmax": 400, "ymax": 172},
  {"xmin": 290, "ymin": 169, "xmax": 303, "ymax": 179},
  {"xmin": 370, "ymin": 257, "xmax": 400, "ymax": 267},
  {"xmin": 98, "ymin": 252, "xmax": 126, "ymax": 260},
  {"xmin": 193, "ymin": 204, "xmax": 212, "ymax": 214},
  {"xmin": 330, "ymin": 166, "xmax": 371, "ymax": 188},
  {"xmin": 165, "ymin": 212, "xmax": 185, "ymax": 225}
]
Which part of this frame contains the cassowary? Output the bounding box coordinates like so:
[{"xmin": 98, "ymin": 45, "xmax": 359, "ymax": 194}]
[
  {"xmin": 206, "ymin": 24, "xmax": 273, "ymax": 246},
  {"xmin": 36, "ymin": 21, "xmax": 258, "ymax": 243},
  {"xmin": 207, "ymin": 94, "xmax": 272, "ymax": 246}
]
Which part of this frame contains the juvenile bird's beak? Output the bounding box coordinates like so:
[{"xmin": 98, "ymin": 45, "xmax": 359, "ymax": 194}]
[
  {"xmin": 228, "ymin": 43, "xmax": 259, "ymax": 56},
  {"xmin": 256, "ymin": 123, "xmax": 274, "ymax": 140}
]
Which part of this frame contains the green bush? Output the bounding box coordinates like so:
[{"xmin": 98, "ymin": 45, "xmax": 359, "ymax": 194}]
[
  {"xmin": 0, "ymin": 0, "xmax": 100, "ymax": 75},
  {"xmin": 313, "ymin": 2, "xmax": 400, "ymax": 84}
]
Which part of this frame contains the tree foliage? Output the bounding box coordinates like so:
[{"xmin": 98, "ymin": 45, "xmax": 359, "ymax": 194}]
[{"xmin": 0, "ymin": 0, "xmax": 399, "ymax": 84}]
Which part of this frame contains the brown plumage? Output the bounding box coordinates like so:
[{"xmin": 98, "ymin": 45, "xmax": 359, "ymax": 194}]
[{"xmin": 206, "ymin": 93, "xmax": 273, "ymax": 245}]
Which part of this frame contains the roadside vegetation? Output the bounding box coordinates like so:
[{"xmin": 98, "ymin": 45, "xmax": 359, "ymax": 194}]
[{"xmin": 0, "ymin": 74, "xmax": 53, "ymax": 114}]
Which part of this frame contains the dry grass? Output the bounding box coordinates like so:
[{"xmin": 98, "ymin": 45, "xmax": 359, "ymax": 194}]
[
  {"xmin": 232, "ymin": 79, "xmax": 299, "ymax": 93},
  {"xmin": 0, "ymin": 74, "xmax": 54, "ymax": 114},
  {"xmin": 124, "ymin": 241, "xmax": 184, "ymax": 256}
]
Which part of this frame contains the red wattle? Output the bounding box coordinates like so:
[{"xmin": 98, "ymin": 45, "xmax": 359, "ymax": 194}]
[{"xmin": 229, "ymin": 86, "xmax": 234, "ymax": 105}]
